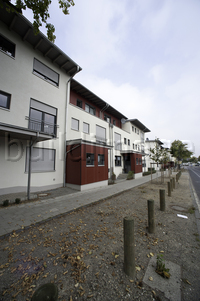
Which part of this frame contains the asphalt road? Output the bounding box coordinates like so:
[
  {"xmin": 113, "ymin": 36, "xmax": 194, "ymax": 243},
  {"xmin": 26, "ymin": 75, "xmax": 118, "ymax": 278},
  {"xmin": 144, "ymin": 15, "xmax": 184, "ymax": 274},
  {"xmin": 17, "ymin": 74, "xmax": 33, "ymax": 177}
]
[{"xmin": 187, "ymin": 166, "xmax": 200, "ymax": 208}]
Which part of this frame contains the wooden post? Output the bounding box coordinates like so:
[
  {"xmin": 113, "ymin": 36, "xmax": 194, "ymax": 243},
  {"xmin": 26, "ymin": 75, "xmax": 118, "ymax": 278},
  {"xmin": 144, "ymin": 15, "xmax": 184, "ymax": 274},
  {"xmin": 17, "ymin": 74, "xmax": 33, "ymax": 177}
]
[
  {"xmin": 168, "ymin": 181, "xmax": 171, "ymax": 197},
  {"xmin": 170, "ymin": 178, "xmax": 173, "ymax": 192},
  {"xmin": 124, "ymin": 217, "xmax": 135, "ymax": 278},
  {"xmin": 173, "ymin": 177, "xmax": 175, "ymax": 189},
  {"xmin": 160, "ymin": 189, "xmax": 165, "ymax": 211},
  {"xmin": 148, "ymin": 199, "xmax": 155, "ymax": 233}
]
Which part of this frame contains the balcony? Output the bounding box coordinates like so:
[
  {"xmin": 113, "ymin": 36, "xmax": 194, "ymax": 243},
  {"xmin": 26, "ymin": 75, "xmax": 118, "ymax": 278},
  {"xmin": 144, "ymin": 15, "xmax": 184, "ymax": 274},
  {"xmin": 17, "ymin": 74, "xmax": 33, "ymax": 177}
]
[{"xmin": 26, "ymin": 116, "xmax": 58, "ymax": 137}]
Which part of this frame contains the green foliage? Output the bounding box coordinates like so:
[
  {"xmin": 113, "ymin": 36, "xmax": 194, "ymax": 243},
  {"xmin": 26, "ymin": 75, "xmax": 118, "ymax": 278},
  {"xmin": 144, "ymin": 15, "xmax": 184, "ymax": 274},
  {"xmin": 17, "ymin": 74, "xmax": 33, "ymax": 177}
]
[
  {"xmin": 15, "ymin": 198, "xmax": 21, "ymax": 204},
  {"xmin": 149, "ymin": 139, "xmax": 170, "ymax": 165},
  {"xmin": 3, "ymin": 199, "xmax": 9, "ymax": 207},
  {"xmin": 143, "ymin": 170, "xmax": 156, "ymax": 176},
  {"xmin": 111, "ymin": 172, "xmax": 116, "ymax": 181},
  {"xmin": 5, "ymin": 0, "xmax": 75, "ymax": 42},
  {"xmin": 190, "ymin": 156, "xmax": 198, "ymax": 163},
  {"xmin": 127, "ymin": 171, "xmax": 134, "ymax": 180},
  {"xmin": 156, "ymin": 254, "xmax": 170, "ymax": 279},
  {"xmin": 170, "ymin": 140, "xmax": 193, "ymax": 161}
]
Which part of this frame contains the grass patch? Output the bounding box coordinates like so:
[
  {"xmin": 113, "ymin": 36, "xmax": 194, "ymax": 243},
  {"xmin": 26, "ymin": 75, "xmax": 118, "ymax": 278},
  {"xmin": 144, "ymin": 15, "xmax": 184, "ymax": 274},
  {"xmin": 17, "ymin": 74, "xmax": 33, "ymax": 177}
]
[{"xmin": 188, "ymin": 206, "xmax": 195, "ymax": 214}]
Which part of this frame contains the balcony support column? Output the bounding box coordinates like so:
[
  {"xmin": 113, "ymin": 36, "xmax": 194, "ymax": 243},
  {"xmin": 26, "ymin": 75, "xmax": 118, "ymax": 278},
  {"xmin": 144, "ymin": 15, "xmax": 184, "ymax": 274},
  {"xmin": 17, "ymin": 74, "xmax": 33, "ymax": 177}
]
[{"xmin": 27, "ymin": 137, "xmax": 32, "ymax": 200}]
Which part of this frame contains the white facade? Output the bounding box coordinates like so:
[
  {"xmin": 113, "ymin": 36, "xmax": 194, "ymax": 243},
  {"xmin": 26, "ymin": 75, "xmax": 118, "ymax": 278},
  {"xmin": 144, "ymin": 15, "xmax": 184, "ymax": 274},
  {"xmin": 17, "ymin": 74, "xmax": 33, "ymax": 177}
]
[{"xmin": 0, "ymin": 5, "xmax": 81, "ymax": 195}]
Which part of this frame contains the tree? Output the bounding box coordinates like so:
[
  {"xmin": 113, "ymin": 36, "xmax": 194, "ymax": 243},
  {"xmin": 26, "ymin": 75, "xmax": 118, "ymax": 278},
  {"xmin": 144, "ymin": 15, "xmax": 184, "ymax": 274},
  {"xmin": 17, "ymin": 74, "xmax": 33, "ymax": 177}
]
[
  {"xmin": 149, "ymin": 139, "xmax": 170, "ymax": 182},
  {"xmin": 149, "ymin": 139, "xmax": 170, "ymax": 166},
  {"xmin": 170, "ymin": 140, "xmax": 193, "ymax": 163},
  {"xmin": 3, "ymin": 0, "xmax": 75, "ymax": 42},
  {"xmin": 190, "ymin": 156, "xmax": 198, "ymax": 163}
]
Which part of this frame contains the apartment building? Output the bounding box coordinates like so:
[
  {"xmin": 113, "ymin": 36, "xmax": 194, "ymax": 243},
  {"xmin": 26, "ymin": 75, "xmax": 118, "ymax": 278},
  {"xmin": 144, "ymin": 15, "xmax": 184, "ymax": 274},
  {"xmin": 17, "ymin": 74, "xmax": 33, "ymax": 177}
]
[
  {"xmin": 0, "ymin": 1, "xmax": 151, "ymax": 195},
  {"xmin": 66, "ymin": 80, "xmax": 150, "ymax": 190},
  {"xmin": 0, "ymin": 1, "xmax": 81, "ymax": 196}
]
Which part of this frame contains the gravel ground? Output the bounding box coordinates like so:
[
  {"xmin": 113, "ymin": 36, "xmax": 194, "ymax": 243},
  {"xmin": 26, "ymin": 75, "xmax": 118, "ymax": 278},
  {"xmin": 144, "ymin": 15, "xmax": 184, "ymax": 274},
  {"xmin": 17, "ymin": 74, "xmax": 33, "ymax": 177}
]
[{"xmin": 0, "ymin": 171, "xmax": 200, "ymax": 301}]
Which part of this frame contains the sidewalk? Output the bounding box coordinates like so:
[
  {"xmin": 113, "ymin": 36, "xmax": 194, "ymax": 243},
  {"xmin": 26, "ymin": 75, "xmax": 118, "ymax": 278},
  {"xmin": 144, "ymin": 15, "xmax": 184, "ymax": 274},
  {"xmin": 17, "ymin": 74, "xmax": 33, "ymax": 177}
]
[{"xmin": 0, "ymin": 172, "xmax": 162, "ymax": 238}]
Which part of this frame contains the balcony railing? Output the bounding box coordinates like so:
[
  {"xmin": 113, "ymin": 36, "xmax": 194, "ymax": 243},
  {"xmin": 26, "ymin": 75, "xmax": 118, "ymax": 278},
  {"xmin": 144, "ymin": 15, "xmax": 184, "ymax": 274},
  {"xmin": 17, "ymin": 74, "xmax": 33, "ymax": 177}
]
[{"xmin": 26, "ymin": 117, "xmax": 58, "ymax": 136}]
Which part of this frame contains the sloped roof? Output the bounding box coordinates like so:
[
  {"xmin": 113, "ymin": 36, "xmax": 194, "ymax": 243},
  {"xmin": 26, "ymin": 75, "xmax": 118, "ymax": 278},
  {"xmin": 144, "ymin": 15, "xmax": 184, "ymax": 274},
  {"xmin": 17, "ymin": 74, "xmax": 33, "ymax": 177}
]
[
  {"xmin": 127, "ymin": 119, "xmax": 150, "ymax": 133},
  {"xmin": 0, "ymin": 0, "xmax": 82, "ymax": 76},
  {"xmin": 71, "ymin": 79, "xmax": 128, "ymax": 120}
]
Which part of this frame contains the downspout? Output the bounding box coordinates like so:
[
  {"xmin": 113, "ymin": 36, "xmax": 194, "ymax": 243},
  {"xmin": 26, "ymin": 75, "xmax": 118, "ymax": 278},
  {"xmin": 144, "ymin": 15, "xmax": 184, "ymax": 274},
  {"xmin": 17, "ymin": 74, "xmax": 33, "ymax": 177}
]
[
  {"xmin": 63, "ymin": 66, "xmax": 81, "ymax": 187},
  {"xmin": 100, "ymin": 103, "xmax": 109, "ymax": 119}
]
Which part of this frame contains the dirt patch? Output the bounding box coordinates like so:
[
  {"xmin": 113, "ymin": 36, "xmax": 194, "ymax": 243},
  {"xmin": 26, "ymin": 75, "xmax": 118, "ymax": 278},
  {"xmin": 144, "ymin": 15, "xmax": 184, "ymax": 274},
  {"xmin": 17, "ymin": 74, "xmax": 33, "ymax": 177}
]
[{"xmin": 0, "ymin": 172, "xmax": 200, "ymax": 300}]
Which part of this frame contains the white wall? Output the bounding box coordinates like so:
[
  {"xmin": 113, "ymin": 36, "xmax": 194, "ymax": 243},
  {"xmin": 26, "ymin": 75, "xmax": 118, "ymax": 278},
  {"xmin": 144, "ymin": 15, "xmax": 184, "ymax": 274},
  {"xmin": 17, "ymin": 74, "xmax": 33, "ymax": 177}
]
[{"xmin": 0, "ymin": 23, "xmax": 71, "ymax": 194}]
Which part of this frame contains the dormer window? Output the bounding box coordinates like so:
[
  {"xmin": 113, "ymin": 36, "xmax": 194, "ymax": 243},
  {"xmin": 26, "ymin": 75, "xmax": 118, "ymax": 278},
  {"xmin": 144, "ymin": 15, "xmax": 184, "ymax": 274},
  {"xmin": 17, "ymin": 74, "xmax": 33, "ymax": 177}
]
[
  {"xmin": 104, "ymin": 114, "xmax": 111, "ymax": 123},
  {"xmin": 77, "ymin": 99, "xmax": 82, "ymax": 108},
  {"xmin": 85, "ymin": 103, "xmax": 95, "ymax": 115}
]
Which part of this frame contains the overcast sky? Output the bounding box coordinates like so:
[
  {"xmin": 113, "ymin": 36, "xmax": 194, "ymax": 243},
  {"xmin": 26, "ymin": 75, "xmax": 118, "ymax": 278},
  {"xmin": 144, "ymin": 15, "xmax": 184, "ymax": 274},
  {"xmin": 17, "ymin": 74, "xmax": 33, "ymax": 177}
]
[{"xmin": 22, "ymin": 0, "xmax": 200, "ymax": 157}]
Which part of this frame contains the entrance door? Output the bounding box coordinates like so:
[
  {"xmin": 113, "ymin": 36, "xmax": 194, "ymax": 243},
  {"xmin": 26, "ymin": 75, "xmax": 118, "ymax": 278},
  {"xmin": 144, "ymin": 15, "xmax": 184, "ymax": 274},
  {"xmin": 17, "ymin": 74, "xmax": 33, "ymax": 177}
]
[{"xmin": 124, "ymin": 154, "xmax": 131, "ymax": 173}]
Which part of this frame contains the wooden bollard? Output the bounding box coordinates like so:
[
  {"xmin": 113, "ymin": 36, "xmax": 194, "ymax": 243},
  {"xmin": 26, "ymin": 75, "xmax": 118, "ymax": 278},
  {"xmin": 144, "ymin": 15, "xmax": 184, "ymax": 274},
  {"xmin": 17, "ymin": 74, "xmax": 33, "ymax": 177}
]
[
  {"xmin": 173, "ymin": 177, "xmax": 175, "ymax": 189},
  {"xmin": 148, "ymin": 199, "xmax": 155, "ymax": 233},
  {"xmin": 168, "ymin": 181, "xmax": 171, "ymax": 196},
  {"xmin": 170, "ymin": 179, "xmax": 173, "ymax": 192},
  {"xmin": 159, "ymin": 189, "xmax": 165, "ymax": 211},
  {"xmin": 124, "ymin": 217, "xmax": 135, "ymax": 278}
]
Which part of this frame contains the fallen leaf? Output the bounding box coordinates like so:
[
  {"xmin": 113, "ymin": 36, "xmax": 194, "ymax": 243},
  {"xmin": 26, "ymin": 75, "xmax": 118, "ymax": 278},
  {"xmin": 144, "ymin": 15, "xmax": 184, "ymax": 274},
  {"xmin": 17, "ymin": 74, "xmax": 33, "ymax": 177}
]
[{"xmin": 149, "ymin": 276, "xmax": 153, "ymax": 281}]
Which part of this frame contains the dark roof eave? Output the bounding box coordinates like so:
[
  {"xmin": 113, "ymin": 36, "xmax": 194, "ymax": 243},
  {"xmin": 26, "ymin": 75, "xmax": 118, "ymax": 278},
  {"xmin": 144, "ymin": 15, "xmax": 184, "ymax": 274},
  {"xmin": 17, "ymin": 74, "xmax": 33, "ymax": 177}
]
[
  {"xmin": 0, "ymin": 1, "xmax": 82, "ymax": 76},
  {"xmin": 71, "ymin": 79, "xmax": 128, "ymax": 120},
  {"xmin": 126, "ymin": 119, "xmax": 151, "ymax": 133}
]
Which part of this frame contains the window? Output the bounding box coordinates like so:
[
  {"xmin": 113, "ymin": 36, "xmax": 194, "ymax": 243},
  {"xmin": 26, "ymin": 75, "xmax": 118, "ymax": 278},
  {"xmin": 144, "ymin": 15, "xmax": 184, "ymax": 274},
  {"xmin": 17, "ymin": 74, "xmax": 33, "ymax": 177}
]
[
  {"xmin": 124, "ymin": 138, "xmax": 127, "ymax": 144},
  {"xmin": 135, "ymin": 144, "xmax": 137, "ymax": 150},
  {"xmin": 29, "ymin": 99, "xmax": 57, "ymax": 136},
  {"xmin": 132, "ymin": 126, "xmax": 134, "ymax": 132},
  {"xmin": 114, "ymin": 133, "xmax": 121, "ymax": 150},
  {"xmin": 136, "ymin": 158, "xmax": 138, "ymax": 165},
  {"xmin": 137, "ymin": 129, "xmax": 139, "ymax": 135},
  {"xmin": 138, "ymin": 145, "xmax": 140, "ymax": 151},
  {"xmin": 96, "ymin": 125, "xmax": 106, "ymax": 144},
  {"xmin": 86, "ymin": 153, "xmax": 94, "ymax": 166},
  {"xmin": 71, "ymin": 118, "xmax": 79, "ymax": 131},
  {"xmin": 83, "ymin": 122, "xmax": 89, "ymax": 134},
  {"xmin": 98, "ymin": 154, "xmax": 105, "ymax": 166},
  {"xmin": 115, "ymin": 156, "xmax": 121, "ymax": 166},
  {"xmin": 0, "ymin": 91, "xmax": 11, "ymax": 109},
  {"xmin": 0, "ymin": 34, "xmax": 15, "ymax": 57},
  {"xmin": 77, "ymin": 99, "xmax": 82, "ymax": 108},
  {"xmin": 133, "ymin": 143, "xmax": 134, "ymax": 149},
  {"xmin": 135, "ymin": 128, "xmax": 136, "ymax": 133},
  {"xmin": 26, "ymin": 147, "xmax": 55, "ymax": 172},
  {"xmin": 85, "ymin": 103, "xmax": 95, "ymax": 115},
  {"xmin": 113, "ymin": 120, "xmax": 116, "ymax": 125},
  {"xmin": 104, "ymin": 114, "xmax": 111, "ymax": 123},
  {"xmin": 33, "ymin": 58, "xmax": 59, "ymax": 86},
  {"xmin": 128, "ymin": 139, "xmax": 130, "ymax": 146},
  {"xmin": 139, "ymin": 158, "xmax": 142, "ymax": 165}
]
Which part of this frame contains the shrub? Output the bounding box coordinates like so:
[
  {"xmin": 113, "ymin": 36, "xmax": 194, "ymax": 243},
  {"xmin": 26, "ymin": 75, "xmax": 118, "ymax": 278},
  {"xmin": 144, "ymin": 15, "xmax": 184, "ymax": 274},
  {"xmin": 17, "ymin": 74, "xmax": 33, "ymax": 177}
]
[
  {"xmin": 15, "ymin": 198, "xmax": 21, "ymax": 204},
  {"xmin": 111, "ymin": 172, "xmax": 116, "ymax": 181},
  {"xmin": 143, "ymin": 170, "xmax": 156, "ymax": 176},
  {"xmin": 127, "ymin": 171, "xmax": 134, "ymax": 180},
  {"xmin": 148, "ymin": 167, "xmax": 155, "ymax": 172},
  {"xmin": 3, "ymin": 199, "xmax": 9, "ymax": 207}
]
